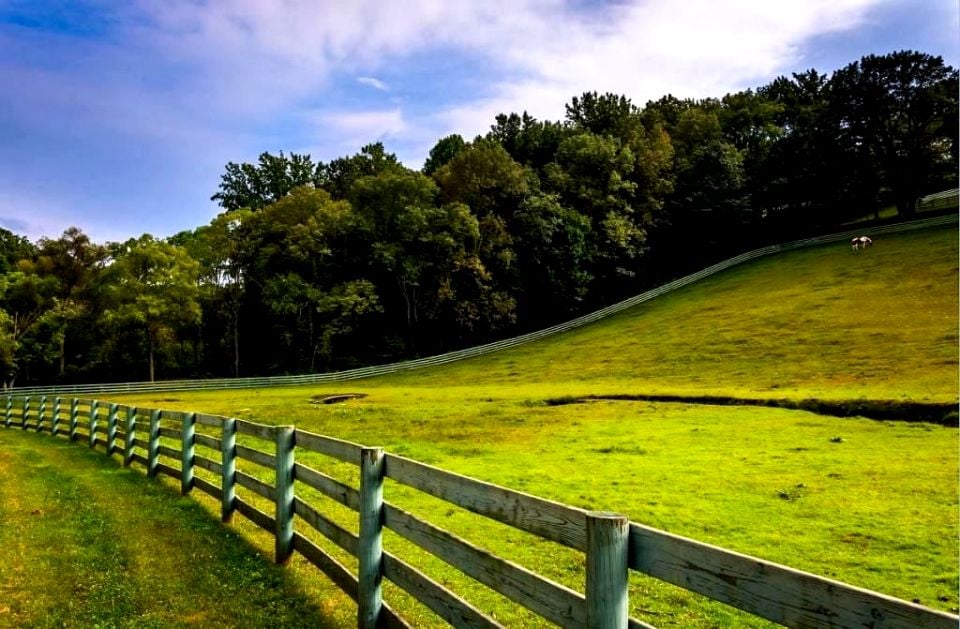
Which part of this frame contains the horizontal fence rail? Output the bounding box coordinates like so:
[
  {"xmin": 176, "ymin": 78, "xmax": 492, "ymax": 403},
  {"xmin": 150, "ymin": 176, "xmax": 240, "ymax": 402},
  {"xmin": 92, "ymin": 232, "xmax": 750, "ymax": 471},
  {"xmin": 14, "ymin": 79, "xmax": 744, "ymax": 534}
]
[
  {"xmin": 2, "ymin": 395, "xmax": 956, "ymax": 628},
  {"xmin": 3, "ymin": 214, "xmax": 956, "ymax": 399}
]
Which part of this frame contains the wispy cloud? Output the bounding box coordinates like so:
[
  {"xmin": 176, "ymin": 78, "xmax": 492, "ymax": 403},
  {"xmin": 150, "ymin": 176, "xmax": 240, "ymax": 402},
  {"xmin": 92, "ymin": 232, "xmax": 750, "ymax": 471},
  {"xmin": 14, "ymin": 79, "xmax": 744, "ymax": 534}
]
[{"xmin": 357, "ymin": 76, "xmax": 389, "ymax": 91}]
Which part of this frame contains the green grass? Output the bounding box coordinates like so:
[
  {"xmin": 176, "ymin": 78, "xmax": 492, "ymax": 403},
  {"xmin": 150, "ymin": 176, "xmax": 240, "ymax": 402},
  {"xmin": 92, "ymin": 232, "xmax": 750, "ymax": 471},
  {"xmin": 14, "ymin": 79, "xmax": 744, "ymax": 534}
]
[
  {"xmin": 0, "ymin": 429, "xmax": 353, "ymax": 628},
  {"xmin": 9, "ymin": 225, "xmax": 958, "ymax": 627}
]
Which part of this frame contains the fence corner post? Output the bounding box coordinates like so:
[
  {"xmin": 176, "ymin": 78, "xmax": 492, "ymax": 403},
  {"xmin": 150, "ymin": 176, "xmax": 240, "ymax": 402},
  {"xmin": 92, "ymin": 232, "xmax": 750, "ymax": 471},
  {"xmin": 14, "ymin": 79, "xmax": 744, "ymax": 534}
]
[
  {"xmin": 37, "ymin": 395, "xmax": 46, "ymax": 433},
  {"xmin": 274, "ymin": 425, "xmax": 295, "ymax": 564},
  {"xmin": 52, "ymin": 396, "xmax": 61, "ymax": 437},
  {"xmin": 89, "ymin": 400, "xmax": 99, "ymax": 448},
  {"xmin": 221, "ymin": 418, "xmax": 237, "ymax": 522},
  {"xmin": 586, "ymin": 511, "xmax": 629, "ymax": 629},
  {"xmin": 123, "ymin": 406, "xmax": 136, "ymax": 466},
  {"xmin": 181, "ymin": 412, "xmax": 196, "ymax": 495},
  {"xmin": 147, "ymin": 409, "xmax": 160, "ymax": 478},
  {"xmin": 358, "ymin": 446, "xmax": 385, "ymax": 629},
  {"xmin": 106, "ymin": 403, "xmax": 118, "ymax": 456},
  {"xmin": 69, "ymin": 399, "xmax": 79, "ymax": 441}
]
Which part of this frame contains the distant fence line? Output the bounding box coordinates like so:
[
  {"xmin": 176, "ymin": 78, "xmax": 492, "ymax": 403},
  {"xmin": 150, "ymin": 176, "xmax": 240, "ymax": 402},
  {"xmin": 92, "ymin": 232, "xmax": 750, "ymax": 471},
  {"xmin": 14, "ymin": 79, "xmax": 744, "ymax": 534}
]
[
  {"xmin": 7, "ymin": 213, "xmax": 957, "ymax": 398},
  {"xmin": 3, "ymin": 396, "xmax": 956, "ymax": 628},
  {"xmin": 916, "ymin": 188, "xmax": 959, "ymax": 212}
]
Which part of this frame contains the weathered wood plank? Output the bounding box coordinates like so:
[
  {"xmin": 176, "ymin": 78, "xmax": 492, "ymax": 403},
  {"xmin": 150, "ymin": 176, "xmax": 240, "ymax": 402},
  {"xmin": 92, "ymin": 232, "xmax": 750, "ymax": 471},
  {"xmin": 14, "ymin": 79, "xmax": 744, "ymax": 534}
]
[
  {"xmin": 157, "ymin": 426, "xmax": 182, "ymax": 440},
  {"xmin": 382, "ymin": 502, "xmax": 585, "ymax": 627},
  {"xmin": 157, "ymin": 444, "xmax": 181, "ymax": 460},
  {"xmin": 381, "ymin": 551, "xmax": 503, "ymax": 629},
  {"xmin": 235, "ymin": 418, "xmax": 275, "ymax": 441},
  {"xmin": 160, "ymin": 410, "xmax": 190, "ymax": 422},
  {"xmin": 236, "ymin": 470, "xmax": 276, "ymax": 501},
  {"xmin": 236, "ymin": 444, "xmax": 275, "ymax": 469},
  {"xmin": 292, "ymin": 497, "xmax": 358, "ymax": 555},
  {"xmin": 294, "ymin": 429, "xmax": 363, "ymax": 463},
  {"xmin": 194, "ymin": 455, "xmax": 222, "ymax": 475},
  {"xmin": 132, "ymin": 437, "xmax": 150, "ymax": 451},
  {"xmin": 628, "ymin": 523, "xmax": 959, "ymax": 629},
  {"xmin": 195, "ymin": 412, "xmax": 224, "ymax": 428},
  {"xmin": 294, "ymin": 463, "xmax": 361, "ymax": 511},
  {"xmin": 155, "ymin": 462, "xmax": 180, "ymax": 480},
  {"xmin": 129, "ymin": 452, "xmax": 149, "ymax": 468},
  {"xmin": 235, "ymin": 497, "xmax": 276, "ymax": 532},
  {"xmin": 384, "ymin": 453, "xmax": 588, "ymax": 552},
  {"xmin": 194, "ymin": 432, "xmax": 221, "ymax": 450},
  {"xmin": 193, "ymin": 476, "xmax": 223, "ymax": 500}
]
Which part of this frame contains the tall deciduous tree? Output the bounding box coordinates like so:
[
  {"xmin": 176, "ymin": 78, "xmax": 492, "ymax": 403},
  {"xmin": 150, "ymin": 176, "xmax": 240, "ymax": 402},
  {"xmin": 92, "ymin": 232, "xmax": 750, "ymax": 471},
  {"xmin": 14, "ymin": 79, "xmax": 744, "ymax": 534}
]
[
  {"xmin": 211, "ymin": 151, "xmax": 316, "ymax": 211},
  {"xmin": 829, "ymin": 51, "xmax": 959, "ymax": 215},
  {"xmin": 99, "ymin": 235, "xmax": 201, "ymax": 382}
]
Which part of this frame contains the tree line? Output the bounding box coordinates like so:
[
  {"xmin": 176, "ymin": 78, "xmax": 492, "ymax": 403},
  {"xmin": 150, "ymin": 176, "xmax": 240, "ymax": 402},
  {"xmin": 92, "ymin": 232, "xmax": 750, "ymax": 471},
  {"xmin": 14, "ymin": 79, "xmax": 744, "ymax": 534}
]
[{"xmin": 2, "ymin": 50, "xmax": 955, "ymax": 386}]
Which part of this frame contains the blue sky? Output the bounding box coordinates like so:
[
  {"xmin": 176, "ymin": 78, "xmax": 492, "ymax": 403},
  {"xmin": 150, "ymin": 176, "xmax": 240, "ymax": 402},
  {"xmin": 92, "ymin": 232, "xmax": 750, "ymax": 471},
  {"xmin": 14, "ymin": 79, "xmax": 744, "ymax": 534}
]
[{"xmin": 1, "ymin": 0, "xmax": 957, "ymax": 243}]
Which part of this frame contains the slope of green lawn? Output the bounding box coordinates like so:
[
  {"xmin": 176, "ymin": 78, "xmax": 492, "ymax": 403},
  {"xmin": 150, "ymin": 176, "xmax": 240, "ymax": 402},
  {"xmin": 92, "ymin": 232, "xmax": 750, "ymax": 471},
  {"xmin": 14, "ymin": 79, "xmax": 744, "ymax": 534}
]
[{"xmin": 94, "ymin": 225, "xmax": 959, "ymax": 626}]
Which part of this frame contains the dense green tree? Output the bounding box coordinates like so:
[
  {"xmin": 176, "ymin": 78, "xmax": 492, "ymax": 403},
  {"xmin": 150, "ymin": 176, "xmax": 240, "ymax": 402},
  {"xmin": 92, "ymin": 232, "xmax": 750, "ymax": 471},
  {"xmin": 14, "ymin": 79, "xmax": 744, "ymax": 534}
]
[
  {"xmin": 211, "ymin": 151, "xmax": 317, "ymax": 211},
  {"xmin": 316, "ymin": 142, "xmax": 407, "ymax": 199},
  {"xmin": 423, "ymin": 134, "xmax": 466, "ymax": 175},
  {"xmin": 828, "ymin": 51, "xmax": 959, "ymax": 214},
  {"xmin": 99, "ymin": 236, "xmax": 201, "ymax": 382}
]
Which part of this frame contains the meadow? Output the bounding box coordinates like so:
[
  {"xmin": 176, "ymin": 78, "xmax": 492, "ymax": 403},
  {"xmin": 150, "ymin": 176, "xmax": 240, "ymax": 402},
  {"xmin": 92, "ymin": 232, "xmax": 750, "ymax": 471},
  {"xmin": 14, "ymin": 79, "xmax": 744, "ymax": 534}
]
[{"xmin": 3, "ymin": 225, "xmax": 957, "ymax": 627}]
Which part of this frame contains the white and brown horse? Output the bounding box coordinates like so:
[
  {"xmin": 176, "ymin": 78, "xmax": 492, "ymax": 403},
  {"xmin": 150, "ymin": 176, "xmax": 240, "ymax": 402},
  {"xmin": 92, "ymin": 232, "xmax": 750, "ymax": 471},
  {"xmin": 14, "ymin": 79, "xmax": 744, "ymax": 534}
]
[{"xmin": 851, "ymin": 236, "xmax": 873, "ymax": 251}]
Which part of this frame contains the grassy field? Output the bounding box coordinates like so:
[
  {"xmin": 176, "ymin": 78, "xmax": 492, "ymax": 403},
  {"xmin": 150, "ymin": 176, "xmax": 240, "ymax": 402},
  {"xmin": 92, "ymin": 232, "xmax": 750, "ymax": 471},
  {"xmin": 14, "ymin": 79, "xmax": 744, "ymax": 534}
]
[
  {"xmin": 6, "ymin": 225, "xmax": 957, "ymax": 626},
  {"xmin": 0, "ymin": 429, "xmax": 355, "ymax": 628}
]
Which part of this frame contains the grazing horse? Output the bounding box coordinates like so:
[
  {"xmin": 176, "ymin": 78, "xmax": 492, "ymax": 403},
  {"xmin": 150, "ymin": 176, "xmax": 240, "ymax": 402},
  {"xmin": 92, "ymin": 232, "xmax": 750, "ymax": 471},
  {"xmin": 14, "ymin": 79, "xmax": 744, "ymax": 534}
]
[{"xmin": 851, "ymin": 236, "xmax": 873, "ymax": 251}]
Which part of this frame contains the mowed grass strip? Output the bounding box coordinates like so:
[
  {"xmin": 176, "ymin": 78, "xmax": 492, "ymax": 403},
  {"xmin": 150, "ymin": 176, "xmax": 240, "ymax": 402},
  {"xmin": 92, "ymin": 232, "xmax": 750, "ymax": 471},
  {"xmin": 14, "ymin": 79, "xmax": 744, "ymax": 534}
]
[{"xmin": 0, "ymin": 429, "xmax": 349, "ymax": 628}]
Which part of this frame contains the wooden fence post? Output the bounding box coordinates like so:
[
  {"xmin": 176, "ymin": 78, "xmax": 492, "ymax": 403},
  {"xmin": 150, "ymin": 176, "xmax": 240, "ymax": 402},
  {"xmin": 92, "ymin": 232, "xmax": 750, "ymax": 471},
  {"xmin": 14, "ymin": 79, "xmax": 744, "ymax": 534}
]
[
  {"xmin": 89, "ymin": 400, "xmax": 99, "ymax": 449},
  {"xmin": 52, "ymin": 396, "xmax": 61, "ymax": 436},
  {"xmin": 181, "ymin": 412, "xmax": 195, "ymax": 495},
  {"xmin": 274, "ymin": 426, "xmax": 295, "ymax": 564},
  {"xmin": 358, "ymin": 447, "xmax": 385, "ymax": 629},
  {"xmin": 21, "ymin": 396, "xmax": 29, "ymax": 430},
  {"xmin": 69, "ymin": 399, "xmax": 78, "ymax": 441},
  {"xmin": 37, "ymin": 395, "xmax": 46, "ymax": 433},
  {"xmin": 106, "ymin": 403, "xmax": 118, "ymax": 456},
  {"xmin": 221, "ymin": 418, "xmax": 237, "ymax": 522},
  {"xmin": 147, "ymin": 409, "xmax": 160, "ymax": 478},
  {"xmin": 5, "ymin": 395, "xmax": 12, "ymax": 428},
  {"xmin": 123, "ymin": 407, "xmax": 136, "ymax": 467},
  {"xmin": 585, "ymin": 511, "xmax": 629, "ymax": 629}
]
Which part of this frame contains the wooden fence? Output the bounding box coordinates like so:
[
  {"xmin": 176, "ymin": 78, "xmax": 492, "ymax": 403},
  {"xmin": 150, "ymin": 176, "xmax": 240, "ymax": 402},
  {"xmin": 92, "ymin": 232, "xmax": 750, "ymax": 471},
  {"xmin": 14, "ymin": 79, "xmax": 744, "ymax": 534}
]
[{"xmin": 3, "ymin": 396, "xmax": 957, "ymax": 628}]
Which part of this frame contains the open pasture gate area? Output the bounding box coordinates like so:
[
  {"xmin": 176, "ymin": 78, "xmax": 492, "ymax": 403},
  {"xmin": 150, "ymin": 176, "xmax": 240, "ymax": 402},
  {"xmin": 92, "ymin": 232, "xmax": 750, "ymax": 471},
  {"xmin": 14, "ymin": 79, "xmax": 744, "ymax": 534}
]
[{"xmin": 4, "ymin": 395, "xmax": 956, "ymax": 628}]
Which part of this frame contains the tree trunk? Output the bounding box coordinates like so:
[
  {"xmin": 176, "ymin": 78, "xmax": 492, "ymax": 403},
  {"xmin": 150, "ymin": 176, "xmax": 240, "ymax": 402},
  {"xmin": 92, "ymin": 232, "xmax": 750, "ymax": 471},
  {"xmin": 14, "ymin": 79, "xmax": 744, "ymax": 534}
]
[
  {"xmin": 233, "ymin": 309, "xmax": 240, "ymax": 378},
  {"xmin": 148, "ymin": 333, "xmax": 155, "ymax": 383},
  {"xmin": 59, "ymin": 333, "xmax": 66, "ymax": 377}
]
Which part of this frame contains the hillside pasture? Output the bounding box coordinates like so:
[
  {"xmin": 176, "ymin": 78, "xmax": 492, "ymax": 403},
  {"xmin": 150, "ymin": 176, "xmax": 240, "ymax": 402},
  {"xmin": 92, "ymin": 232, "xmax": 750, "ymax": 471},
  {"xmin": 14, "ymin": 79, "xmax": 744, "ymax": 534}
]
[{"xmin": 98, "ymin": 226, "xmax": 959, "ymax": 626}]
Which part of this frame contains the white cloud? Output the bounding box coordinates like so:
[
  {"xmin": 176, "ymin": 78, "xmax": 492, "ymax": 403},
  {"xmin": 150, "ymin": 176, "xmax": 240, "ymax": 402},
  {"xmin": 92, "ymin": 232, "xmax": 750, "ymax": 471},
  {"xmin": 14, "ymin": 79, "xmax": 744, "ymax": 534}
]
[
  {"xmin": 128, "ymin": 0, "xmax": 884, "ymax": 147},
  {"xmin": 357, "ymin": 76, "xmax": 390, "ymax": 91}
]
